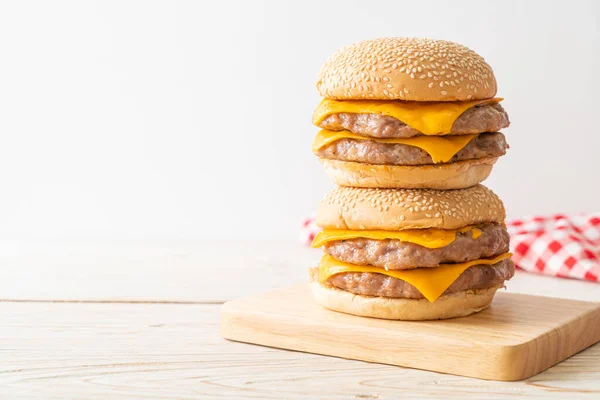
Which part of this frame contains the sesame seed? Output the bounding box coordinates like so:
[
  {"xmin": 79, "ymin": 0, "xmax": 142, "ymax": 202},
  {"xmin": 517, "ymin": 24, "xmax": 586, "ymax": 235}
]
[
  {"xmin": 316, "ymin": 37, "xmax": 496, "ymax": 100},
  {"xmin": 318, "ymin": 186, "xmax": 506, "ymax": 229}
]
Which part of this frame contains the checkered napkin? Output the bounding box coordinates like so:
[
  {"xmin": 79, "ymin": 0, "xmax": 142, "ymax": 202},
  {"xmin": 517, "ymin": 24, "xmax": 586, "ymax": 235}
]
[
  {"xmin": 300, "ymin": 213, "xmax": 600, "ymax": 282},
  {"xmin": 507, "ymin": 214, "xmax": 600, "ymax": 282}
]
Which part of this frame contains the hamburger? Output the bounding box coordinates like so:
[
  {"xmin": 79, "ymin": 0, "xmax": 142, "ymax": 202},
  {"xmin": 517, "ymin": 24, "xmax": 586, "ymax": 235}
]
[
  {"xmin": 311, "ymin": 37, "xmax": 510, "ymax": 189},
  {"xmin": 309, "ymin": 185, "xmax": 514, "ymax": 320}
]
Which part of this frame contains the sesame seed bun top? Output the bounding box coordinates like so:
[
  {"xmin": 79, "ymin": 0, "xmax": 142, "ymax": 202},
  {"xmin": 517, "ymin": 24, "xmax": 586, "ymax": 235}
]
[
  {"xmin": 317, "ymin": 37, "xmax": 497, "ymax": 102},
  {"xmin": 316, "ymin": 184, "xmax": 505, "ymax": 231}
]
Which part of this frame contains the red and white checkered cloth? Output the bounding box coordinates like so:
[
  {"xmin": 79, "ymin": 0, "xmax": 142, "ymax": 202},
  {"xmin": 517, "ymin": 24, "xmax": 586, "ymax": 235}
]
[{"xmin": 300, "ymin": 213, "xmax": 600, "ymax": 283}]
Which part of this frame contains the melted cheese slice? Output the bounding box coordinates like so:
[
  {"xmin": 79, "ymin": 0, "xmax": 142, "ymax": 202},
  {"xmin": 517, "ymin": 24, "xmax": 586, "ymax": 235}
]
[
  {"xmin": 318, "ymin": 252, "xmax": 511, "ymax": 302},
  {"xmin": 313, "ymin": 98, "xmax": 502, "ymax": 135},
  {"xmin": 312, "ymin": 226, "xmax": 482, "ymax": 249},
  {"xmin": 312, "ymin": 130, "xmax": 476, "ymax": 163}
]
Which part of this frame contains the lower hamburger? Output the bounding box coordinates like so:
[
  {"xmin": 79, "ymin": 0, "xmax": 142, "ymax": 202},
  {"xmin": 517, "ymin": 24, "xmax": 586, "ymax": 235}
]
[{"xmin": 310, "ymin": 184, "xmax": 514, "ymax": 320}]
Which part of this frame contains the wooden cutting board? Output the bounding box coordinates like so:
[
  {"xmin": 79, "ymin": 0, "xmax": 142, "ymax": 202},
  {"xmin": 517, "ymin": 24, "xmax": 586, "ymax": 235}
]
[{"xmin": 221, "ymin": 283, "xmax": 600, "ymax": 381}]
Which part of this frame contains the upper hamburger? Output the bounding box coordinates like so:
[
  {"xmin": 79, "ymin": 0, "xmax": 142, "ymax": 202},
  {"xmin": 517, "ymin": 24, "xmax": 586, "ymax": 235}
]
[
  {"xmin": 312, "ymin": 37, "xmax": 510, "ymax": 189},
  {"xmin": 310, "ymin": 185, "xmax": 514, "ymax": 320}
]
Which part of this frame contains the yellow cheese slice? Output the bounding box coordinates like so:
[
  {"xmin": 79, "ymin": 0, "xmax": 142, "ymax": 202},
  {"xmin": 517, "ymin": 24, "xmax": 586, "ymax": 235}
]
[
  {"xmin": 318, "ymin": 253, "xmax": 511, "ymax": 302},
  {"xmin": 313, "ymin": 98, "xmax": 502, "ymax": 135},
  {"xmin": 312, "ymin": 226, "xmax": 482, "ymax": 249},
  {"xmin": 312, "ymin": 130, "xmax": 476, "ymax": 163}
]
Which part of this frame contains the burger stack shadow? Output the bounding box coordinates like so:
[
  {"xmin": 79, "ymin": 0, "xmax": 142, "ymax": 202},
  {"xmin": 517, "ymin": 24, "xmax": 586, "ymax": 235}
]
[{"xmin": 309, "ymin": 37, "xmax": 514, "ymax": 320}]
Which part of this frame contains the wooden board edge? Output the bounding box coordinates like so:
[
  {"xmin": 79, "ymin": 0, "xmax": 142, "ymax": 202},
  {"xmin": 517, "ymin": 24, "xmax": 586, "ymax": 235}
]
[
  {"xmin": 219, "ymin": 286, "xmax": 600, "ymax": 381},
  {"xmin": 493, "ymin": 302, "xmax": 600, "ymax": 381},
  {"xmin": 220, "ymin": 299, "xmax": 502, "ymax": 380}
]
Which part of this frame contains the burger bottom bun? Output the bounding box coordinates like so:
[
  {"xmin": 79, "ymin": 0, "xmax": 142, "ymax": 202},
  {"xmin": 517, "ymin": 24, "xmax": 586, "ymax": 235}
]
[
  {"xmin": 320, "ymin": 157, "xmax": 498, "ymax": 189},
  {"xmin": 310, "ymin": 281, "xmax": 503, "ymax": 321}
]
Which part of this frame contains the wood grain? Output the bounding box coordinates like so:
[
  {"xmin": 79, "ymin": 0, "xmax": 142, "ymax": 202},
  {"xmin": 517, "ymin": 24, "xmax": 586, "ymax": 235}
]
[
  {"xmin": 1, "ymin": 240, "xmax": 600, "ymax": 398},
  {"xmin": 1, "ymin": 302, "xmax": 599, "ymax": 399},
  {"xmin": 222, "ymin": 284, "xmax": 600, "ymax": 381}
]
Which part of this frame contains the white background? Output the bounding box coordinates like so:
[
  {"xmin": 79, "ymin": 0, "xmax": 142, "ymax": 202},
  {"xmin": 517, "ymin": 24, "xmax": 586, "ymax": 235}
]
[{"xmin": 0, "ymin": 0, "xmax": 598, "ymax": 241}]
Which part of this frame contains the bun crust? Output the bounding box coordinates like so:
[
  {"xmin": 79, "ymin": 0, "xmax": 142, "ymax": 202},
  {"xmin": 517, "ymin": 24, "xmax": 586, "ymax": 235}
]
[
  {"xmin": 316, "ymin": 184, "xmax": 505, "ymax": 230},
  {"xmin": 317, "ymin": 37, "xmax": 497, "ymax": 101},
  {"xmin": 320, "ymin": 157, "xmax": 497, "ymax": 189},
  {"xmin": 311, "ymin": 282, "xmax": 501, "ymax": 320}
]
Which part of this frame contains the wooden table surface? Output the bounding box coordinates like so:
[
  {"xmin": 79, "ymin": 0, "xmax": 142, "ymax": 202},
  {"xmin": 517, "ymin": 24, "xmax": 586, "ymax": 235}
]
[{"xmin": 2, "ymin": 240, "xmax": 599, "ymax": 399}]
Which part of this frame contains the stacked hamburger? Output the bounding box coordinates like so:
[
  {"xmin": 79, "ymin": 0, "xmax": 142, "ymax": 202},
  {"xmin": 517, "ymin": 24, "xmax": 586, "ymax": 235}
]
[{"xmin": 309, "ymin": 38, "xmax": 514, "ymax": 320}]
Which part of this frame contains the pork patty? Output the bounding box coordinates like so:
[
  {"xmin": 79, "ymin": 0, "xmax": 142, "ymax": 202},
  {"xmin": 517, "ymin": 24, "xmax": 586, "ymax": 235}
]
[
  {"xmin": 318, "ymin": 258, "xmax": 514, "ymax": 299},
  {"xmin": 319, "ymin": 103, "xmax": 510, "ymax": 138},
  {"xmin": 324, "ymin": 223, "xmax": 509, "ymax": 270},
  {"xmin": 315, "ymin": 132, "xmax": 507, "ymax": 166}
]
